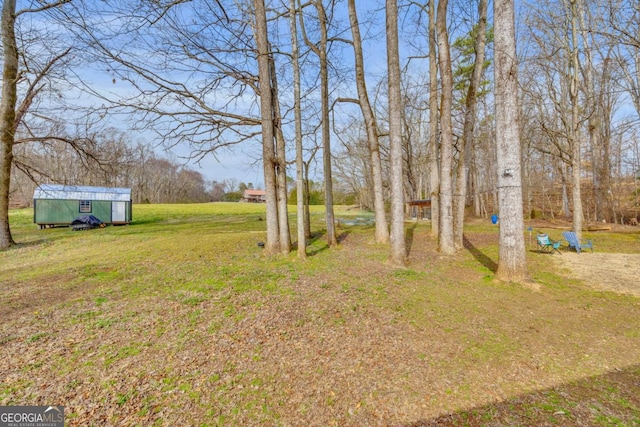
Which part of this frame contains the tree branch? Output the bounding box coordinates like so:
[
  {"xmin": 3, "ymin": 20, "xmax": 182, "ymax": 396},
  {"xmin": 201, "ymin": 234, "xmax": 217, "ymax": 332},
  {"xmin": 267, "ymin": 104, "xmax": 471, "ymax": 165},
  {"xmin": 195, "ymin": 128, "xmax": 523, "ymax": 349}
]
[{"xmin": 16, "ymin": 0, "xmax": 71, "ymax": 17}]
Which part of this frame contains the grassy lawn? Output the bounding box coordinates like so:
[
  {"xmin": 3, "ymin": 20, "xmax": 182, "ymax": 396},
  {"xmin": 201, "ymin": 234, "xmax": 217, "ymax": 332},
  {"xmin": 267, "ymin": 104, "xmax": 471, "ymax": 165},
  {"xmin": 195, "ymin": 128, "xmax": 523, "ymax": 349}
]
[{"xmin": 1, "ymin": 203, "xmax": 639, "ymax": 426}]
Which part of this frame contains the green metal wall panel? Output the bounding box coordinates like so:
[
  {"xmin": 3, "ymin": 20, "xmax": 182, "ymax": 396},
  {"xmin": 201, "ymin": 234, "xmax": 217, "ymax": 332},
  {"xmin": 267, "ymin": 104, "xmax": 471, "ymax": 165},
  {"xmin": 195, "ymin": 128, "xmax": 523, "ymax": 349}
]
[
  {"xmin": 91, "ymin": 202, "xmax": 112, "ymax": 223},
  {"xmin": 35, "ymin": 200, "xmax": 77, "ymax": 224}
]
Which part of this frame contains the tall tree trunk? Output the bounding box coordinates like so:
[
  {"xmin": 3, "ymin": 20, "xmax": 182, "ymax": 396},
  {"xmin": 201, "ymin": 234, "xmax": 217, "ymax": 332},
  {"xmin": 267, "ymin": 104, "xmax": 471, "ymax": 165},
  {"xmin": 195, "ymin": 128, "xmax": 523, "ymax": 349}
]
[
  {"xmin": 453, "ymin": 0, "xmax": 487, "ymax": 250},
  {"xmin": 453, "ymin": 139, "xmax": 469, "ymax": 249},
  {"xmin": 524, "ymin": 151, "xmax": 533, "ymax": 219},
  {"xmin": 590, "ymin": 119, "xmax": 605, "ymax": 222},
  {"xmin": 428, "ymin": 0, "xmax": 440, "ymax": 237},
  {"xmin": 386, "ymin": 0, "xmax": 406, "ymax": 266},
  {"xmin": 560, "ymin": 162, "xmax": 570, "ymax": 217},
  {"xmin": 579, "ymin": 5, "xmax": 617, "ymax": 224},
  {"xmin": 253, "ymin": 0, "xmax": 280, "ymax": 255},
  {"xmin": 578, "ymin": 0, "xmax": 603, "ymax": 224},
  {"xmin": 436, "ymin": 0, "xmax": 455, "ymax": 254},
  {"xmin": 348, "ymin": 0, "xmax": 389, "ymax": 245},
  {"xmin": 303, "ymin": 160, "xmax": 312, "ymax": 239},
  {"xmin": 290, "ymin": 0, "xmax": 306, "ymax": 258},
  {"xmin": 599, "ymin": 109, "xmax": 614, "ymax": 222},
  {"xmin": 494, "ymin": 0, "xmax": 528, "ymax": 282},
  {"xmin": 307, "ymin": 0, "xmax": 337, "ymax": 247},
  {"xmin": 270, "ymin": 52, "xmax": 292, "ymax": 254},
  {"xmin": 472, "ymin": 166, "xmax": 481, "ymax": 216},
  {"xmin": 568, "ymin": 0, "xmax": 584, "ymax": 238},
  {"xmin": 0, "ymin": 0, "xmax": 18, "ymax": 250}
]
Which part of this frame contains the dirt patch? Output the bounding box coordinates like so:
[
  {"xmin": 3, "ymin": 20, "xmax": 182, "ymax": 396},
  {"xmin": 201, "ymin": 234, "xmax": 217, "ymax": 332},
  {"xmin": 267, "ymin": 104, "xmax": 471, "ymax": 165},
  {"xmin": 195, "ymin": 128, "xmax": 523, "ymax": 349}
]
[{"xmin": 553, "ymin": 252, "xmax": 640, "ymax": 296}]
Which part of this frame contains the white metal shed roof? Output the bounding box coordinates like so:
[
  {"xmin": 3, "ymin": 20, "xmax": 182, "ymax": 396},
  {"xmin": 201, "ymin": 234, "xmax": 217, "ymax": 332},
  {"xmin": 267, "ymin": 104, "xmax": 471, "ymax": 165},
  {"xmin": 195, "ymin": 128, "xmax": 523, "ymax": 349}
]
[{"xmin": 34, "ymin": 184, "xmax": 131, "ymax": 202}]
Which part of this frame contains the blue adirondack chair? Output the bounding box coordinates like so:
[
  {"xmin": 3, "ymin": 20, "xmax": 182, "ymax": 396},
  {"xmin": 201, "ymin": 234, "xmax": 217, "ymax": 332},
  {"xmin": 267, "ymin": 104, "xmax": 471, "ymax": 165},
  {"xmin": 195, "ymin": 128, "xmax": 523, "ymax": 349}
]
[
  {"xmin": 536, "ymin": 234, "xmax": 562, "ymax": 254},
  {"xmin": 562, "ymin": 231, "xmax": 593, "ymax": 253}
]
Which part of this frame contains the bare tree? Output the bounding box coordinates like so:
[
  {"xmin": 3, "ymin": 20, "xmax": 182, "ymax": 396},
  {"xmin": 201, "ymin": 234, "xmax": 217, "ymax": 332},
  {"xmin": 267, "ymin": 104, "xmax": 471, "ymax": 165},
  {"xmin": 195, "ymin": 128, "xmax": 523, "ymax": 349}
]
[
  {"xmin": 348, "ymin": 0, "xmax": 389, "ymax": 245},
  {"xmin": 436, "ymin": 0, "xmax": 455, "ymax": 254},
  {"xmin": 387, "ymin": 0, "xmax": 406, "ymax": 266},
  {"xmin": 521, "ymin": 0, "xmax": 590, "ymax": 235},
  {"xmin": 453, "ymin": 0, "xmax": 488, "ymax": 250},
  {"xmin": 57, "ymin": 0, "xmax": 294, "ymax": 249},
  {"xmin": 1, "ymin": 0, "xmax": 72, "ymax": 250},
  {"xmin": 0, "ymin": 0, "xmax": 19, "ymax": 249},
  {"xmin": 269, "ymin": 53, "xmax": 292, "ymax": 253},
  {"xmin": 429, "ymin": 0, "xmax": 440, "ymax": 238},
  {"xmin": 494, "ymin": 0, "xmax": 528, "ymax": 282},
  {"xmin": 567, "ymin": 0, "xmax": 585, "ymax": 237},
  {"xmin": 299, "ymin": 0, "xmax": 338, "ymax": 247},
  {"xmin": 59, "ymin": 0, "xmax": 261, "ymax": 163},
  {"xmin": 289, "ymin": 0, "xmax": 307, "ymax": 258},
  {"xmin": 254, "ymin": 0, "xmax": 281, "ymax": 255},
  {"xmin": 577, "ymin": 2, "xmax": 619, "ymax": 224}
]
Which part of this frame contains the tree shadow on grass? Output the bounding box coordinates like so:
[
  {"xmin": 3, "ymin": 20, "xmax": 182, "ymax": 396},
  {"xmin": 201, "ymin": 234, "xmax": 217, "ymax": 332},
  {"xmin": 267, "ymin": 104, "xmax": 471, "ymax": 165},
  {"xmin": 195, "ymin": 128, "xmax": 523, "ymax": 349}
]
[
  {"xmin": 7, "ymin": 239, "xmax": 52, "ymax": 251},
  {"xmin": 400, "ymin": 363, "xmax": 640, "ymax": 426},
  {"xmin": 463, "ymin": 234, "xmax": 498, "ymax": 273},
  {"xmin": 405, "ymin": 222, "xmax": 418, "ymax": 254},
  {"xmin": 302, "ymin": 229, "xmax": 350, "ymax": 257}
]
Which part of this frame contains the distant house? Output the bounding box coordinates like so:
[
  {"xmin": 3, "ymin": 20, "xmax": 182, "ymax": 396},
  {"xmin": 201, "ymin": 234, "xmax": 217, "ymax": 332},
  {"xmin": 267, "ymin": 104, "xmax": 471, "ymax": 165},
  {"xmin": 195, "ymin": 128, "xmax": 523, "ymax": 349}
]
[
  {"xmin": 34, "ymin": 184, "xmax": 132, "ymax": 228},
  {"xmin": 242, "ymin": 189, "xmax": 266, "ymax": 203}
]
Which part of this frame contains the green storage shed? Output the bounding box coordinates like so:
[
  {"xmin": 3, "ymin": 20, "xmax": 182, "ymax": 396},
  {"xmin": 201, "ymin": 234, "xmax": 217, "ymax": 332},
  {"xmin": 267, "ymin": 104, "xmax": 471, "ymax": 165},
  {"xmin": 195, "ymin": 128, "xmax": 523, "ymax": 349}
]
[{"xmin": 34, "ymin": 184, "xmax": 132, "ymax": 228}]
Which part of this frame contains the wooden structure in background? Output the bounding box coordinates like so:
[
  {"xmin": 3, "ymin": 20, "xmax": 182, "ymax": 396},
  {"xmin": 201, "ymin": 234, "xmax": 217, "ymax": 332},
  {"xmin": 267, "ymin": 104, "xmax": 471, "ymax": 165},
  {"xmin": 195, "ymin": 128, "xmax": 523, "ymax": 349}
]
[{"xmin": 408, "ymin": 199, "xmax": 431, "ymax": 220}]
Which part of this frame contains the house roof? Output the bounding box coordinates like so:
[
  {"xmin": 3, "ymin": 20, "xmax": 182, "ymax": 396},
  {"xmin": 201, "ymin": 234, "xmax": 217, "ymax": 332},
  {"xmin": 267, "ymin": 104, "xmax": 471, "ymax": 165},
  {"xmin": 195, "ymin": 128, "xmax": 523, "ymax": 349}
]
[
  {"xmin": 243, "ymin": 189, "xmax": 266, "ymax": 196},
  {"xmin": 34, "ymin": 184, "xmax": 131, "ymax": 202}
]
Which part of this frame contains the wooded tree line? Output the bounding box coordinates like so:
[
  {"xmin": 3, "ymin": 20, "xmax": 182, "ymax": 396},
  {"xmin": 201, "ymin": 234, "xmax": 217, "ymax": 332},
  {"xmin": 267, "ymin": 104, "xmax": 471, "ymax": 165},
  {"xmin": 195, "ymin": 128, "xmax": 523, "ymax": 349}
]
[
  {"xmin": 10, "ymin": 129, "xmax": 212, "ymax": 206},
  {"xmin": 3, "ymin": 0, "xmax": 640, "ymax": 280}
]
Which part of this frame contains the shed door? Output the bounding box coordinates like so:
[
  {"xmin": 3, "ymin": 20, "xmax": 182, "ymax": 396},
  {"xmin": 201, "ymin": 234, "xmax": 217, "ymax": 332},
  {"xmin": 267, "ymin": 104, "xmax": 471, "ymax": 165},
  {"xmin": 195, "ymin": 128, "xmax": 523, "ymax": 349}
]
[{"xmin": 112, "ymin": 202, "xmax": 126, "ymax": 222}]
